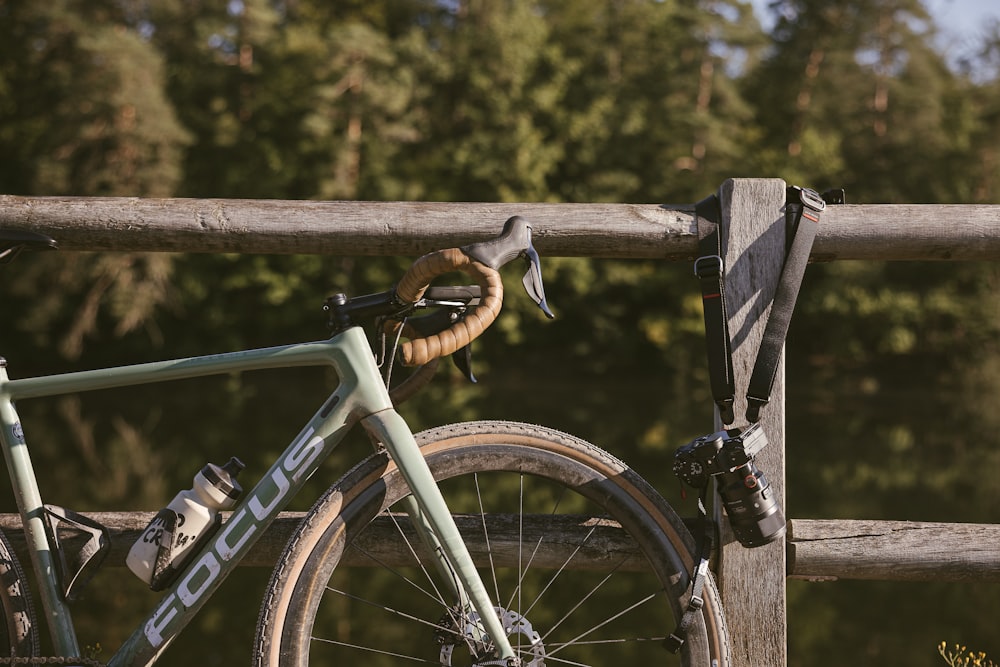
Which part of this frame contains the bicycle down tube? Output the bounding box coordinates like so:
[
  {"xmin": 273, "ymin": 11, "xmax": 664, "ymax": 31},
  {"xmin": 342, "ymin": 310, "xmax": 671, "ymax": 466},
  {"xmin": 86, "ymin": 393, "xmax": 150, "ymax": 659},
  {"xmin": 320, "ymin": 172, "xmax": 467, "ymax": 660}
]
[{"xmin": 0, "ymin": 325, "xmax": 516, "ymax": 666}]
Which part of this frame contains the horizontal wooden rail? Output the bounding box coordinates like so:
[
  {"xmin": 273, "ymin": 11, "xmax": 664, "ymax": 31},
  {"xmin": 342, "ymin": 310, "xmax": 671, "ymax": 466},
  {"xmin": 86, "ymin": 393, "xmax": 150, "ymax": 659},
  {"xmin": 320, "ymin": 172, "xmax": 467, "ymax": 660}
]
[
  {"xmin": 785, "ymin": 519, "xmax": 1000, "ymax": 582},
  {"xmin": 3, "ymin": 512, "xmax": 997, "ymax": 583},
  {"xmin": 2, "ymin": 195, "xmax": 999, "ymax": 260}
]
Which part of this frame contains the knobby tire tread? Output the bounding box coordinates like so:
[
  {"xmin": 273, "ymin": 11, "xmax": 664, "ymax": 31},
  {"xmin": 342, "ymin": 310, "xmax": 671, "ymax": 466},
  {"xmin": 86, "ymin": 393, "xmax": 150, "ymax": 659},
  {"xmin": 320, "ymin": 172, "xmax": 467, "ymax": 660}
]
[{"xmin": 0, "ymin": 528, "xmax": 39, "ymax": 659}]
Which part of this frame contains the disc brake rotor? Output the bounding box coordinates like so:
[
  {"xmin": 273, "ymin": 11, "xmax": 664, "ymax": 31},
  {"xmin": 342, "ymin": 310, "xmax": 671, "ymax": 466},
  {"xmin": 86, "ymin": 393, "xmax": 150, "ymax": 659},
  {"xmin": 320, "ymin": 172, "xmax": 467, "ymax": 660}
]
[{"xmin": 439, "ymin": 607, "xmax": 545, "ymax": 667}]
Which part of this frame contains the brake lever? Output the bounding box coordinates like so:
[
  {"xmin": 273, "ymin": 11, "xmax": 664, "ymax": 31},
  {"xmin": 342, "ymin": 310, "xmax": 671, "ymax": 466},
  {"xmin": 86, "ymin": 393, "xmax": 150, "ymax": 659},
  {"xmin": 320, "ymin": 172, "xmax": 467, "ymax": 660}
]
[
  {"xmin": 402, "ymin": 306, "xmax": 478, "ymax": 383},
  {"xmin": 521, "ymin": 243, "xmax": 554, "ymax": 319},
  {"xmin": 451, "ymin": 344, "xmax": 476, "ymax": 383},
  {"xmin": 461, "ymin": 216, "xmax": 555, "ymax": 319}
]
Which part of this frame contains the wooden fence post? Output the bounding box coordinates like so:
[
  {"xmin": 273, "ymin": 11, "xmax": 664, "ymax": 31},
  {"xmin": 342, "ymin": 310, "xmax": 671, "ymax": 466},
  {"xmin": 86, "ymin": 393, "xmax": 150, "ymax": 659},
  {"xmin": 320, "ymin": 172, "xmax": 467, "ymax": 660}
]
[{"xmin": 710, "ymin": 178, "xmax": 788, "ymax": 667}]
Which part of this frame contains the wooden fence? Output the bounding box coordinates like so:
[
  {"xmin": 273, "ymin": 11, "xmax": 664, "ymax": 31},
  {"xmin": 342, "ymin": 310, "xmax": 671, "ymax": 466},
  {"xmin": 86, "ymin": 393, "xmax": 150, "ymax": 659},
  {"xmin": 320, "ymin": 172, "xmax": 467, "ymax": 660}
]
[{"xmin": 2, "ymin": 178, "xmax": 999, "ymax": 667}]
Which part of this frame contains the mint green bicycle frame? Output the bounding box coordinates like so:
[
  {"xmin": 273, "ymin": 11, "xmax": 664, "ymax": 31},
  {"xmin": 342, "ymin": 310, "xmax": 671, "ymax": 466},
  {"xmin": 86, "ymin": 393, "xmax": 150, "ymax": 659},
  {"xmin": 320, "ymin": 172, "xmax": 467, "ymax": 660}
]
[{"xmin": 0, "ymin": 325, "xmax": 515, "ymax": 666}]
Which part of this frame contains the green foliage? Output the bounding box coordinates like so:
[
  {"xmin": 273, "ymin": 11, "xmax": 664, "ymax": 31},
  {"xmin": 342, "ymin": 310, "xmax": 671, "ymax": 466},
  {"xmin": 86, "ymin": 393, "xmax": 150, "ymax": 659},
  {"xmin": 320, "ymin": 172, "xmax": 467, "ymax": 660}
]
[
  {"xmin": 0, "ymin": 2, "xmax": 190, "ymax": 196},
  {"xmin": 0, "ymin": 0, "xmax": 999, "ymax": 665}
]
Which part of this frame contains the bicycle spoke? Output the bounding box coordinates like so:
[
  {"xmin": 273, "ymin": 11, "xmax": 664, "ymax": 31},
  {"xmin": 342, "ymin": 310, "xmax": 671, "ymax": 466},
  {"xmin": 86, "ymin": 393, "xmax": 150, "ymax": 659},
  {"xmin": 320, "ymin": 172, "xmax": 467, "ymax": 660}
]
[
  {"xmin": 323, "ymin": 585, "xmax": 454, "ymax": 636},
  {"xmin": 311, "ymin": 635, "xmax": 438, "ymax": 664},
  {"xmin": 520, "ymin": 522, "xmax": 600, "ymax": 620},
  {"xmin": 344, "ymin": 540, "xmax": 448, "ymax": 611},
  {"xmin": 385, "ymin": 507, "xmax": 455, "ymax": 607},
  {"xmin": 349, "ymin": 514, "xmax": 475, "ymax": 653},
  {"xmin": 546, "ymin": 636, "xmax": 668, "ymax": 647},
  {"xmin": 544, "ymin": 591, "xmax": 660, "ymax": 661},
  {"xmin": 502, "ymin": 478, "xmax": 567, "ymax": 614},
  {"xmin": 473, "ymin": 472, "xmax": 502, "ymax": 605},
  {"xmin": 529, "ymin": 637, "xmax": 670, "ymax": 667}
]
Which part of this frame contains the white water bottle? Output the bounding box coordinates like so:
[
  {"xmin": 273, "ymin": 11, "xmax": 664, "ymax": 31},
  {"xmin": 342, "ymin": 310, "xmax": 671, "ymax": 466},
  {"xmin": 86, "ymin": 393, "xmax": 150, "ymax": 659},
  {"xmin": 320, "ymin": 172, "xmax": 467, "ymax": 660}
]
[{"xmin": 127, "ymin": 457, "xmax": 245, "ymax": 590}]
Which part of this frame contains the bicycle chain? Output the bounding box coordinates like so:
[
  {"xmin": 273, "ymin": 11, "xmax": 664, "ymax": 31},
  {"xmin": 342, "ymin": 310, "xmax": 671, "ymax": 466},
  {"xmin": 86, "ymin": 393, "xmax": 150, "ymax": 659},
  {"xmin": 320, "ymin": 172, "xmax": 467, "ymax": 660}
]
[{"xmin": 0, "ymin": 657, "xmax": 104, "ymax": 666}]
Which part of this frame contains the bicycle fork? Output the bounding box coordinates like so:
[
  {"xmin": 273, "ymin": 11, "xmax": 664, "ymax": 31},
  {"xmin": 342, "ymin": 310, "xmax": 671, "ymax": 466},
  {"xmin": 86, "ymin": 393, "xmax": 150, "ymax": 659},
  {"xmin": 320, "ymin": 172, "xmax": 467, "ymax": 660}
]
[{"xmin": 363, "ymin": 409, "xmax": 518, "ymax": 665}]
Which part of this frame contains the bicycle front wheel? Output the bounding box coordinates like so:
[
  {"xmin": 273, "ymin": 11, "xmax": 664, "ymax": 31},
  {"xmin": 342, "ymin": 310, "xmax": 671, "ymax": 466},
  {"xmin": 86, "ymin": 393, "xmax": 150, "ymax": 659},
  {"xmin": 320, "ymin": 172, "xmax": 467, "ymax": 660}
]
[{"xmin": 254, "ymin": 421, "xmax": 730, "ymax": 666}]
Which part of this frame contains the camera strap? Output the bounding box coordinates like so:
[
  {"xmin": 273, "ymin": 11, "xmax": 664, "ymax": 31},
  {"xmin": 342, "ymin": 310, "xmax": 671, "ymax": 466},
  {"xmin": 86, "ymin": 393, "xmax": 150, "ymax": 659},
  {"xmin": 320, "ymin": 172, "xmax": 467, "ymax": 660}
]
[
  {"xmin": 668, "ymin": 186, "xmax": 842, "ymax": 651},
  {"xmin": 695, "ymin": 185, "xmax": 841, "ymax": 426},
  {"xmin": 664, "ymin": 483, "xmax": 714, "ymax": 654},
  {"xmin": 694, "ymin": 194, "xmax": 737, "ymax": 424}
]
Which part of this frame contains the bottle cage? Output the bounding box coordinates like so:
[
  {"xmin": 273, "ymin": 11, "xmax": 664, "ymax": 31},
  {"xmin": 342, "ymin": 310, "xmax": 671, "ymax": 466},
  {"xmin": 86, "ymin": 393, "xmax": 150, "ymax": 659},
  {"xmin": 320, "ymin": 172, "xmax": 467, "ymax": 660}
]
[{"xmin": 42, "ymin": 505, "xmax": 110, "ymax": 601}]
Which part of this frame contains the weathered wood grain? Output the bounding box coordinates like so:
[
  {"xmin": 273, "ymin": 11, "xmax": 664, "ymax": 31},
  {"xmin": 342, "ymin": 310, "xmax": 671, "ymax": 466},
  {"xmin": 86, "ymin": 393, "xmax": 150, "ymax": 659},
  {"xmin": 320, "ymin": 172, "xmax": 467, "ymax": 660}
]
[
  {"xmin": 787, "ymin": 519, "xmax": 1000, "ymax": 582},
  {"xmin": 0, "ymin": 511, "xmax": 648, "ymax": 572},
  {"xmin": 4, "ymin": 513, "xmax": 994, "ymax": 583},
  {"xmin": 0, "ymin": 196, "xmax": 698, "ymax": 258},
  {"xmin": 813, "ymin": 204, "xmax": 1000, "ymax": 261},
  {"xmin": 2, "ymin": 194, "xmax": 999, "ymax": 259},
  {"xmin": 711, "ymin": 178, "xmax": 788, "ymax": 667}
]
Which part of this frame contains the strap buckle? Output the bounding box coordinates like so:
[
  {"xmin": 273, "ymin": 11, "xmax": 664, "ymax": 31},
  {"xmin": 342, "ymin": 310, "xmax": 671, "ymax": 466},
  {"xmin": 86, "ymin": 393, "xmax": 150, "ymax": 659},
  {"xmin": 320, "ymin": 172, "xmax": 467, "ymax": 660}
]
[
  {"xmin": 693, "ymin": 254, "xmax": 724, "ymax": 279},
  {"xmin": 718, "ymin": 398, "xmax": 736, "ymax": 427},
  {"xmin": 789, "ymin": 186, "xmax": 827, "ymax": 213},
  {"xmin": 663, "ymin": 632, "xmax": 685, "ymax": 653},
  {"xmin": 662, "ymin": 592, "xmax": 707, "ymax": 652},
  {"xmin": 746, "ymin": 393, "xmax": 769, "ymax": 423}
]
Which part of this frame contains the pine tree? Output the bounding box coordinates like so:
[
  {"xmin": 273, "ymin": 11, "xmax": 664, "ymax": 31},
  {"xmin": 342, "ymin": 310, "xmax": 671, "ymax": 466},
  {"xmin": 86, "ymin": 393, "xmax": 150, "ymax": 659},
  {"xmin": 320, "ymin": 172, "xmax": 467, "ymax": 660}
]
[{"xmin": 0, "ymin": 1, "xmax": 189, "ymax": 195}]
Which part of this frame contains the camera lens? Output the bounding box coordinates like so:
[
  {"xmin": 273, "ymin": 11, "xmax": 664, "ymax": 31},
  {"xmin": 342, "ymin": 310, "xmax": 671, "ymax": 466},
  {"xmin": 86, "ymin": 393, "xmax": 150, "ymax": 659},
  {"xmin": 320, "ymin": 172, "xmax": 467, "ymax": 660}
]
[{"xmin": 717, "ymin": 462, "xmax": 786, "ymax": 548}]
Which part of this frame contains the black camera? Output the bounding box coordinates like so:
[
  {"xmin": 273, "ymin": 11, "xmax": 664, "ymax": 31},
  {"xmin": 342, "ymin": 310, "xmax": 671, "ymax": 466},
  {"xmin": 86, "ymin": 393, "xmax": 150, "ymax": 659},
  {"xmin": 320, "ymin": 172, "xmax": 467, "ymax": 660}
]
[{"xmin": 673, "ymin": 423, "xmax": 786, "ymax": 548}]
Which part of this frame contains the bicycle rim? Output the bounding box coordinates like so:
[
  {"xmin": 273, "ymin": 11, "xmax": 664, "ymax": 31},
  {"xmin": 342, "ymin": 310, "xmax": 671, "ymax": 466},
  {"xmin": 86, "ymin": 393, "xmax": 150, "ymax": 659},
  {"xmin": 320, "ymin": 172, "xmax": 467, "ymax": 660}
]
[{"xmin": 255, "ymin": 421, "xmax": 730, "ymax": 667}]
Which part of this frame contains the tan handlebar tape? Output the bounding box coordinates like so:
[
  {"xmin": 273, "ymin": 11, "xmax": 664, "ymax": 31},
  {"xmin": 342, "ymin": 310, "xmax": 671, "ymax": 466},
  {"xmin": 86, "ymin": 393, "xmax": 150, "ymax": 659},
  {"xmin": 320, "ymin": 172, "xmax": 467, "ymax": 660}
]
[{"xmin": 395, "ymin": 247, "xmax": 503, "ymax": 366}]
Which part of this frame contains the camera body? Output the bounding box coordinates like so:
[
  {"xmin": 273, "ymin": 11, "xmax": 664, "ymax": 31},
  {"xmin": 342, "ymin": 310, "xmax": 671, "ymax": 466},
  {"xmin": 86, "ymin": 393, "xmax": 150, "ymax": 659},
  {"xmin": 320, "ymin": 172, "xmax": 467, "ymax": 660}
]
[{"xmin": 673, "ymin": 423, "xmax": 786, "ymax": 548}]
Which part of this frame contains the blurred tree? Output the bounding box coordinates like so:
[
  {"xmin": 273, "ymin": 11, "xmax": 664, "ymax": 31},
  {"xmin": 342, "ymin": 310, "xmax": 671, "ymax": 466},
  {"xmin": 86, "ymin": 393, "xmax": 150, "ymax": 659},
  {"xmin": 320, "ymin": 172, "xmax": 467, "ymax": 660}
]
[
  {"xmin": 967, "ymin": 22, "xmax": 1000, "ymax": 202},
  {"xmin": 743, "ymin": 0, "xmax": 978, "ymax": 202},
  {"xmin": 0, "ymin": 1, "xmax": 189, "ymax": 195},
  {"xmin": 520, "ymin": 0, "xmax": 768, "ymax": 203}
]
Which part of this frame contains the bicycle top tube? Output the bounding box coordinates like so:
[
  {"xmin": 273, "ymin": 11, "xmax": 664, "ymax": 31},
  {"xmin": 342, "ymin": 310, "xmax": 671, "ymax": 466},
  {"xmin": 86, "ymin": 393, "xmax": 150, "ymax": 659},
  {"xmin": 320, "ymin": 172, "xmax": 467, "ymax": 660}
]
[{"xmin": 0, "ymin": 328, "xmax": 388, "ymax": 412}]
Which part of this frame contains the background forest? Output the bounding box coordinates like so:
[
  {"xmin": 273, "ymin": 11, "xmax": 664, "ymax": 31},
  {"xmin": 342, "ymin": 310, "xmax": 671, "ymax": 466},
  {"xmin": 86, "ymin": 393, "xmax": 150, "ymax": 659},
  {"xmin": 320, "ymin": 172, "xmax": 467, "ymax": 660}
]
[{"xmin": 1, "ymin": 0, "xmax": 999, "ymax": 665}]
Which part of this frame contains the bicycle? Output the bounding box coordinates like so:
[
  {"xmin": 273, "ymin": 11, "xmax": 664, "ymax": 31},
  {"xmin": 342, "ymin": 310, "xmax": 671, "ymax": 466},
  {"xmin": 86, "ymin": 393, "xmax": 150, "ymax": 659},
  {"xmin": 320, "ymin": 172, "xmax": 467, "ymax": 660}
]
[{"xmin": 0, "ymin": 217, "xmax": 730, "ymax": 666}]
